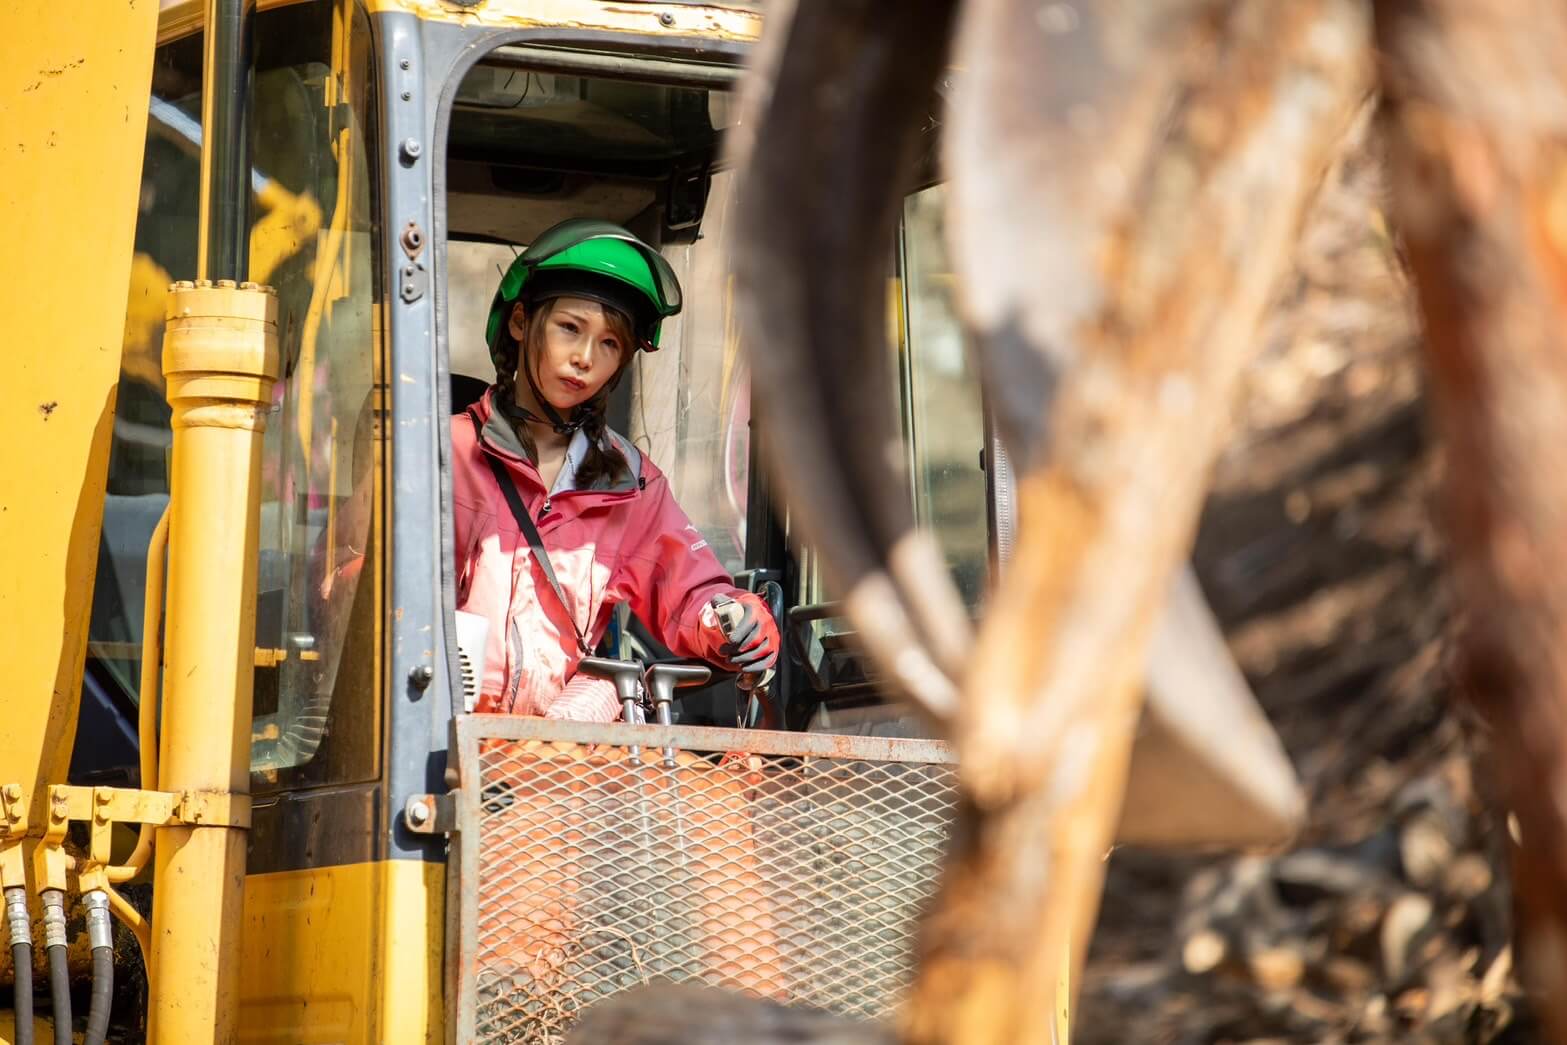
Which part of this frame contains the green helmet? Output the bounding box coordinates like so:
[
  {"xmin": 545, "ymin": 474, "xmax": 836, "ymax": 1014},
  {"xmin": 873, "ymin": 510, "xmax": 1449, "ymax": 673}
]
[{"xmin": 485, "ymin": 218, "xmax": 682, "ymax": 357}]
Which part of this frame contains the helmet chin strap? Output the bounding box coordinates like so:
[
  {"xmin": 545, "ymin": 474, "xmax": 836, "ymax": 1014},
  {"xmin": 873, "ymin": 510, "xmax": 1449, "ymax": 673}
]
[{"xmin": 504, "ymin": 360, "xmax": 591, "ymax": 435}]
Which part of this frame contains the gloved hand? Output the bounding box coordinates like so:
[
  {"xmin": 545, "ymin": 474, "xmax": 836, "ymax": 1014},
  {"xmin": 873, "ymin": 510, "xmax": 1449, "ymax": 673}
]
[{"xmin": 700, "ymin": 591, "xmax": 780, "ymax": 676}]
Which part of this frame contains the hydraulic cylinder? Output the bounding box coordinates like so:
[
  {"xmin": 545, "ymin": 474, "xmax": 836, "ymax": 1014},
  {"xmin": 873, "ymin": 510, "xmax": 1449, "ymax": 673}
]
[{"xmin": 147, "ymin": 279, "xmax": 277, "ymax": 1044}]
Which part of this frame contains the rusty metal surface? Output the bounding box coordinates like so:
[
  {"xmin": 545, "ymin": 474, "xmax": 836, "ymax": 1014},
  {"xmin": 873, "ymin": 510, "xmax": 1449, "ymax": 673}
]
[
  {"xmin": 450, "ymin": 714, "xmax": 956, "ymax": 1043},
  {"xmin": 457, "ymin": 716, "xmax": 956, "ymax": 765}
]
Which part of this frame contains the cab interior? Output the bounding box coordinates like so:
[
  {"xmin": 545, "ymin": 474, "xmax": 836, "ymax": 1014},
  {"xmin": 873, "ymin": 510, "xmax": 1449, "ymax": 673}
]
[{"xmin": 439, "ymin": 46, "xmax": 938, "ymax": 731}]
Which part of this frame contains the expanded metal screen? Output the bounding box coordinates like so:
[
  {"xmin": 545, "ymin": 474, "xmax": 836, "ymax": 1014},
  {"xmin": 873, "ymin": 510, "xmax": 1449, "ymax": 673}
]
[{"xmin": 450, "ymin": 716, "xmax": 957, "ymax": 1044}]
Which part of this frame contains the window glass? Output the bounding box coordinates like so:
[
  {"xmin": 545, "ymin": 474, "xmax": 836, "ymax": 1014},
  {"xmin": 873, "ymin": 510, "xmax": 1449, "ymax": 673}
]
[
  {"xmin": 87, "ymin": 1, "xmax": 381, "ymax": 792},
  {"xmin": 628, "ymin": 169, "xmax": 751, "ymax": 575},
  {"xmin": 795, "ymin": 184, "xmax": 988, "ymax": 611},
  {"xmin": 898, "ymin": 183, "xmax": 988, "ymax": 606},
  {"xmin": 447, "ymin": 240, "xmax": 519, "ymax": 381}
]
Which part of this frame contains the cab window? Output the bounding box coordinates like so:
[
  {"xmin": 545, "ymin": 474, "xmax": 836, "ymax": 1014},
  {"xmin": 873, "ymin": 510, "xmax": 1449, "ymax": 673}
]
[
  {"xmin": 628, "ymin": 168, "xmax": 751, "ymax": 577},
  {"xmin": 793, "ymin": 182, "xmax": 989, "ymax": 731},
  {"xmin": 897, "ymin": 183, "xmax": 989, "ymax": 607},
  {"xmin": 436, "ymin": 51, "xmax": 988, "ymax": 733},
  {"xmin": 79, "ymin": 0, "xmax": 382, "ymax": 792}
]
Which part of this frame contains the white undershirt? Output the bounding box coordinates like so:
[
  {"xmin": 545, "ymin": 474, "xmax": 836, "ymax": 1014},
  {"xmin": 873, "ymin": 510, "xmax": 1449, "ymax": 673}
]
[{"xmin": 548, "ymin": 429, "xmax": 590, "ymax": 495}]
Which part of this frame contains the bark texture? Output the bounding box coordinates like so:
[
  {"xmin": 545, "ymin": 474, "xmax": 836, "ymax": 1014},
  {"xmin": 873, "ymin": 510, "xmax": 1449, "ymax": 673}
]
[
  {"xmin": 1377, "ymin": 2, "xmax": 1567, "ymax": 1038},
  {"xmin": 728, "ymin": 0, "xmax": 971, "ymax": 724},
  {"xmin": 904, "ymin": 3, "xmax": 1373, "ymax": 1041}
]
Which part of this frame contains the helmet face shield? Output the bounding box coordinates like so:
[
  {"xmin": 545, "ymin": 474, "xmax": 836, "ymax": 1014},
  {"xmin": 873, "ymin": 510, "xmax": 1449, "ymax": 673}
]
[{"xmin": 486, "ymin": 219, "xmax": 682, "ymax": 350}]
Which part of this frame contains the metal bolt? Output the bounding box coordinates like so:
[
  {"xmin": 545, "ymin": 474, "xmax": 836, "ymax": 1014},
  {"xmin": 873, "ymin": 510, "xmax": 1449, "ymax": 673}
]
[
  {"xmin": 399, "ymin": 57, "xmax": 411, "ymax": 70},
  {"xmin": 409, "ymin": 663, "xmax": 434, "ymax": 691},
  {"xmin": 95, "ymin": 791, "xmax": 111, "ymax": 805},
  {"xmin": 407, "ymin": 799, "xmax": 431, "ymax": 828},
  {"xmin": 659, "ymin": 11, "xmax": 675, "ymax": 25},
  {"xmin": 400, "ymin": 137, "xmax": 423, "ymax": 164},
  {"xmin": 400, "ymin": 222, "xmax": 425, "ymax": 256},
  {"xmin": 401, "ymin": 89, "xmax": 412, "ymax": 102}
]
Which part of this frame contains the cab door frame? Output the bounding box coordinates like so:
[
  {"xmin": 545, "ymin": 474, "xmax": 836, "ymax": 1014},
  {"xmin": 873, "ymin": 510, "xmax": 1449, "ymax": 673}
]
[{"xmin": 374, "ymin": 8, "xmax": 756, "ymax": 870}]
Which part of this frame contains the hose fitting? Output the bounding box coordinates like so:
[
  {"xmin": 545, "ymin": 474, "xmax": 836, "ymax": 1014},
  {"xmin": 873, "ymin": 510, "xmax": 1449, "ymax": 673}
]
[
  {"xmin": 82, "ymin": 890, "xmax": 113, "ymax": 1045},
  {"xmin": 83, "ymin": 890, "xmax": 112, "ymax": 951},
  {"xmin": 42, "ymin": 889, "xmax": 70, "ymax": 1045},
  {"xmin": 5, "ymin": 885, "xmax": 31, "ymax": 947},
  {"xmin": 40, "ymin": 889, "xmax": 66, "ymax": 950}
]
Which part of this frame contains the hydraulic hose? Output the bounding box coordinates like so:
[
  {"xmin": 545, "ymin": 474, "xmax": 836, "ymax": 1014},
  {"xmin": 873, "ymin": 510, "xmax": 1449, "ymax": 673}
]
[
  {"xmin": 109, "ymin": 503, "xmax": 169, "ymax": 885},
  {"xmin": 82, "ymin": 891, "xmax": 113, "ymax": 1045},
  {"xmin": 6, "ymin": 887, "xmax": 33, "ymax": 1045},
  {"xmin": 47, "ymin": 945, "xmax": 69, "ymax": 1045},
  {"xmin": 12, "ymin": 941, "xmax": 33, "ymax": 1045},
  {"xmin": 41, "ymin": 890, "xmax": 69, "ymax": 1045}
]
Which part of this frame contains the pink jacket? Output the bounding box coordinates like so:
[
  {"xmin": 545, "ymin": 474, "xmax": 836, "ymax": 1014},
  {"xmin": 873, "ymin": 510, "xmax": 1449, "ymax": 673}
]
[{"xmin": 453, "ymin": 388, "xmax": 740, "ymax": 721}]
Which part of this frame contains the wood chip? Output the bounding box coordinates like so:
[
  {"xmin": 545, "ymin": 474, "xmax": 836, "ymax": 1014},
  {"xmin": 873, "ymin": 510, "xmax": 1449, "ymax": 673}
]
[{"xmin": 1184, "ymin": 930, "xmax": 1228, "ymax": 975}]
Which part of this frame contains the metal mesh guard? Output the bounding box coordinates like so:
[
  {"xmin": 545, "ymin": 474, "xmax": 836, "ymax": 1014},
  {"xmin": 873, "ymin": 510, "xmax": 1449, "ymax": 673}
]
[{"xmin": 458, "ymin": 717, "xmax": 956, "ymax": 1044}]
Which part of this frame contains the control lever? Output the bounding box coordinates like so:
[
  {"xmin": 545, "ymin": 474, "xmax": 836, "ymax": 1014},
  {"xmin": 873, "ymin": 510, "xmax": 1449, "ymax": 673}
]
[
  {"xmin": 577, "ymin": 655, "xmax": 648, "ymax": 760},
  {"xmin": 709, "ymin": 594, "xmax": 774, "ymax": 693},
  {"xmin": 714, "ymin": 580, "xmax": 785, "ymax": 727},
  {"xmin": 642, "ymin": 662, "xmax": 711, "ymax": 767}
]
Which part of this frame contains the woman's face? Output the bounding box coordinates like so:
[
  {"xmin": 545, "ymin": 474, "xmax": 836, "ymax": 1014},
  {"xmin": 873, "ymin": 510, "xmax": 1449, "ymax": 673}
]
[{"xmin": 509, "ymin": 296, "xmax": 628, "ymax": 412}]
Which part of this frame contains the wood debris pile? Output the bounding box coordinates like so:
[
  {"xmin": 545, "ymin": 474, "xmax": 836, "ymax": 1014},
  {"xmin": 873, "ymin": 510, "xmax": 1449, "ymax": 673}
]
[{"xmin": 1081, "ymin": 130, "xmax": 1534, "ymax": 1044}]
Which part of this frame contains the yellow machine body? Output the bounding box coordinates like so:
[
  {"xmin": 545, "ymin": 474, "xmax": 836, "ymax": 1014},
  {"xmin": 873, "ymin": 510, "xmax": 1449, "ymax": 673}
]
[
  {"xmin": 239, "ymin": 862, "xmax": 443, "ymax": 1043},
  {"xmin": 0, "ymin": 0, "xmax": 160, "ymax": 885}
]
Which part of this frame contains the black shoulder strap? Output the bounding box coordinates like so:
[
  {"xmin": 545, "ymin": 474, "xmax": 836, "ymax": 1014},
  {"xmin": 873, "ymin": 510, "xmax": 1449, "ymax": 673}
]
[{"xmin": 469, "ymin": 412, "xmax": 592, "ymax": 655}]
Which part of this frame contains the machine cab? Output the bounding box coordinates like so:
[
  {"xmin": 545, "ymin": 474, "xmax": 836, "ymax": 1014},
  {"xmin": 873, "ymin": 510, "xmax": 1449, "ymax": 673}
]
[{"xmin": 68, "ymin": 1, "xmax": 986, "ymax": 1040}]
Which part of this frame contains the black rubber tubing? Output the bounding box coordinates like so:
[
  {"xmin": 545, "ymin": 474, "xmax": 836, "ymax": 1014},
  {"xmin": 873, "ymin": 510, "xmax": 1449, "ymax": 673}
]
[
  {"xmin": 83, "ymin": 946, "xmax": 112, "ymax": 1045},
  {"xmin": 47, "ymin": 943, "xmax": 69, "ymax": 1045},
  {"xmin": 11, "ymin": 941, "xmax": 33, "ymax": 1045}
]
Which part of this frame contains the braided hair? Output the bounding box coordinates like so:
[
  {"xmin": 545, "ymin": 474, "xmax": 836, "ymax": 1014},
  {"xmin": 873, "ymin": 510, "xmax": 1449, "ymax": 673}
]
[{"xmin": 491, "ymin": 299, "xmax": 633, "ymax": 489}]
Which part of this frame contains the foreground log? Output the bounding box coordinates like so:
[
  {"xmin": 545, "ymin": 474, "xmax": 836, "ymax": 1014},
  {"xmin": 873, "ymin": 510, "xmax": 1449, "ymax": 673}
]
[
  {"xmin": 904, "ymin": 2, "xmax": 1372, "ymax": 1041},
  {"xmin": 1376, "ymin": 2, "xmax": 1567, "ymax": 1037}
]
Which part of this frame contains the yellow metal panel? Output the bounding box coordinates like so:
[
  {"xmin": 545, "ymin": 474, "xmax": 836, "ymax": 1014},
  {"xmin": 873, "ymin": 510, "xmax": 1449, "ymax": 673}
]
[
  {"xmin": 0, "ymin": 0, "xmax": 159, "ymax": 867},
  {"xmin": 240, "ymin": 860, "xmax": 446, "ymax": 1044},
  {"xmin": 360, "ymin": 0, "xmax": 761, "ymax": 42},
  {"xmin": 0, "ymin": 1013, "xmax": 59, "ymax": 1045}
]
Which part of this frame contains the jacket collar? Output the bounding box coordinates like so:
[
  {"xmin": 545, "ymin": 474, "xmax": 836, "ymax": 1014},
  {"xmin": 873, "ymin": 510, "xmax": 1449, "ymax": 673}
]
[{"xmin": 472, "ymin": 386, "xmax": 643, "ymax": 495}]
